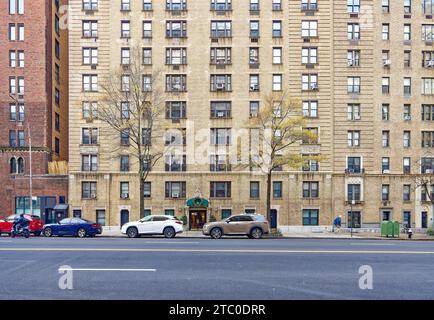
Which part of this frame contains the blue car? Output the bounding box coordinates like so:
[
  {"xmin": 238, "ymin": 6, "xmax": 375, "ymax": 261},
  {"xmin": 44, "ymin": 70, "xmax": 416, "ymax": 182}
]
[{"xmin": 43, "ymin": 218, "xmax": 102, "ymax": 238}]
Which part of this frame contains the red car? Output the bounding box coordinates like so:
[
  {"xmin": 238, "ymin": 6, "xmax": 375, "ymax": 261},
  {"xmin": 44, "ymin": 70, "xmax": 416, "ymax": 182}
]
[{"xmin": 0, "ymin": 214, "xmax": 43, "ymax": 236}]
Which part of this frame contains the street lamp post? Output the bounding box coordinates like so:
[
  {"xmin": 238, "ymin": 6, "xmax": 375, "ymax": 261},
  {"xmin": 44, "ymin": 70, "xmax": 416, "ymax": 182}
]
[
  {"xmin": 28, "ymin": 123, "xmax": 32, "ymax": 215},
  {"xmin": 350, "ymin": 199, "xmax": 355, "ymax": 238}
]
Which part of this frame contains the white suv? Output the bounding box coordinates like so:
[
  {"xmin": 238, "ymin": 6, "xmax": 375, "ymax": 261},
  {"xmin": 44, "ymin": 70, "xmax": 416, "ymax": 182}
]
[{"xmin": 121, "ymin": 215, "xmax": 184, "ymax": 238}]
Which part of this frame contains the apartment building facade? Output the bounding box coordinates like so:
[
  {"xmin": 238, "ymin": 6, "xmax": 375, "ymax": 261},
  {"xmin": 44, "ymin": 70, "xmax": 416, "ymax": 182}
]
[
  {"xmin": 68, "ymin": 0, "xmax": 434, "ymax": 231},
  {"xmin": 0, "ymin": 0, "xmax": 69, "ymax": 222}
]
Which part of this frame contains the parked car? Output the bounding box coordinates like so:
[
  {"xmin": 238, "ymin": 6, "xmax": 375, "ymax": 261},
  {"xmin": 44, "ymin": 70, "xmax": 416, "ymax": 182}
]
[
  {"xmin": 0, "ymin": 214, "xmax": 43, "ymax": 236},
  {"xmin": 203, "ymin": 214, "xmax": 270, "ymax": 239},
  {"xmin": 121, "ymin": 215, "xmax": 184, "ymax": 238},
  {"xmin": 43, "ymin": 218, "xmax": 102, "ymax": 238}
]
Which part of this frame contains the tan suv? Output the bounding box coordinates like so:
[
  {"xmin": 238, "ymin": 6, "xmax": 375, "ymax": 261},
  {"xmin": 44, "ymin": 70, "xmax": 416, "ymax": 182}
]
[{"xmin": 202, "ymin": 214, "xmax": 270, "ymax": 239}]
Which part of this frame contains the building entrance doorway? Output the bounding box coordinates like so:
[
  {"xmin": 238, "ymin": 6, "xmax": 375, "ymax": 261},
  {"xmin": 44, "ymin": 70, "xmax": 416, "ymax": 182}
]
[
  {"xmin": 189, "ymin": 210, "xmax": 206, "ymax": 230},
  {"xmin": 120, "ymin": 210, "xmax": 129, "ymax": 227}
]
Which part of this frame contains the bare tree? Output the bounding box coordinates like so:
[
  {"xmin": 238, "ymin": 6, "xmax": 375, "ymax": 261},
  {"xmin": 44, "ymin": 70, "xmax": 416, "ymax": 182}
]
[
  {"xmin": 247, "ymin": 91, "xmax": 319, "ymax": 224},
  {"xmin": 411, "ymin": 151, "xmax": 434, "ymax": 228},
  {"xmin": 97, "ymin": 46, "xmax": 164, "ymax": 218}
]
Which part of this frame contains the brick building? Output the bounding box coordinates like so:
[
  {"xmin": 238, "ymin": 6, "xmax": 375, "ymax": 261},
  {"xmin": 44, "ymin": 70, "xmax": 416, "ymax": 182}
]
[{"xmin": 0, "ymin": 0, "xmax": 69, "ymax": 222}]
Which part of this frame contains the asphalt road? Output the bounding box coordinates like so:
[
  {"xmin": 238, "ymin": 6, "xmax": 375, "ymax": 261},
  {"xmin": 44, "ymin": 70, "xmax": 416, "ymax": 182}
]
[{"xmin": 0, "ymin": 236, "xmax": 433, "ymax": 300}]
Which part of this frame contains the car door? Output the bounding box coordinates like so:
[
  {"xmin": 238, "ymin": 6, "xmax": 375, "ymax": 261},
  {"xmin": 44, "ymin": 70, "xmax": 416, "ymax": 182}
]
[
  {"xmin": 224, "ymin": 216, "xmax": 242, "ymax": 234},
  {"xmin": 151, "ymin": 216, "xmax": 169, "ymax": 234},
  {"xmin": 237, "ymin": 215, "xmax": 254, "ymax": 234},
  {"xmin": 137, "ymin": 216, "xmax": 153, "ymax": 234},
  {"xmin": 70, "ymin": 218, "xmax": 84, "ymax": 236},
  {"xmin": 57, "ymin": 218, "xmax": 72, "ymax": 235}
]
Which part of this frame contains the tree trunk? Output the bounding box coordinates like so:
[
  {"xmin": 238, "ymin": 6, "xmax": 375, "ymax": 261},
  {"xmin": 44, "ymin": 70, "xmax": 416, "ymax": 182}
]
[
  {"xmin": 266, "ymin": 171, "xmax": 272, "ymax": 225},
  {"xmin": 139, "ymin": 177, "xmax": 144, "ymax": 219}
]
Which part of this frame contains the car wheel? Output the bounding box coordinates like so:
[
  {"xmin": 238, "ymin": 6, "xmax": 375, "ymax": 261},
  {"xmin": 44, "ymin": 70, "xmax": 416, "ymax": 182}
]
[
  {"xmin": 163, "ymin": 227, "xmax": 176, "ymax": 238},
  {"xmin": 250, "ymin": 227, "xmax": 263, "ymax": 239},
  {"xmin": 11, "ymin": 231, "xmax": 16, "ymax": 238},
  {"xmin": 210, "ymin": 228, "xmax": 223, "ymax": 239},
  {"xmin": 127, "ymin": 227, "xmax": 138, "ymax": 238},
  {"xmin": 77, "ymin": 228, "xmax": 87, "ymax": 238},
  {"xmin": 43, "ymin": 228, "xmax": 52, "ymax": 237},
  {"xmin": 23, "ymin": 229, "xmax": 30, "ymax": 238},
  {"xmin": 34, "ymin": 231, "xmax": 41, "ymax": 237}
]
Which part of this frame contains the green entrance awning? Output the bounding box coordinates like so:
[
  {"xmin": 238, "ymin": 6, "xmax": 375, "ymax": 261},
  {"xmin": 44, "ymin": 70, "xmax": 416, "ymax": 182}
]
[{"xmin": 186, "ymin": 197, "xmax": 209, "ymax": 208}]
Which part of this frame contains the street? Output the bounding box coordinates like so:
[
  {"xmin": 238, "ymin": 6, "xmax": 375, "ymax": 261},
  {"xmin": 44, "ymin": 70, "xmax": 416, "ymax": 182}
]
[{"xmin": 0, "ymin": 237, "xmax": 433, "ymax": 300}]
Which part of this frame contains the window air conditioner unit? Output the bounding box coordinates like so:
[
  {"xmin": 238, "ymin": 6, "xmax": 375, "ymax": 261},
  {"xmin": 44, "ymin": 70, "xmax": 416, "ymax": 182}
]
[
  {"xmin": 121, "ymin": 193, "xmax": 129, "ymax": 199},
  {"xmin": 426, "ymin": 169, "xmax": 433, "ymax": 174},
  {"xmin": 311, "ymin": 84, "xmax": 318, "ymax": 90},
  {"xmin": 250, "ymin": 84, "xmax": 259, "ymax": 91},
  {"xmin": 348, "ymin": 168, "xmax": 355, "ymax": 173},
  {"xmin": 354, "ymin": 115, "xmax": 361, "ymax": 120},
  {"xmin": 426, "ymin": 60, "xmax": 434, "ymax": 67},
  {"xmin": 172, "ymin": 193, "xmax": 180, "ymax": 198},
  {"xmin": 217, "ymin": 111, "xmax": 225, "ymax": 117},
  {"xmin": 90, "ymin": 193, "xmax": 97, "ymax": 199},
  {"xmin": 348, "ymin": 60, "xmax": 354, "ymax": 67},
  {"xmin": 383, "ymin": 60, "xmax": 391, "ymax": 66},
  {"xmin": 404, "ymin": 115, "xmax": 411, "ymax": 121},
  {"xmin": 216, "ymin": 83, "xmax": 225, "ymax": 90},
  {"xmin": 383, "ymin": 169, "xmax": 390, "ymax": 174}
]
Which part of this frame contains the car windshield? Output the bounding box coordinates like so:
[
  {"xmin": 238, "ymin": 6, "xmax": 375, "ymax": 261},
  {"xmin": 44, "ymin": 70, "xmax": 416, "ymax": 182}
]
[{"xmin": 140, "ymin": 216, "xmax": 153, "ymax": 222}]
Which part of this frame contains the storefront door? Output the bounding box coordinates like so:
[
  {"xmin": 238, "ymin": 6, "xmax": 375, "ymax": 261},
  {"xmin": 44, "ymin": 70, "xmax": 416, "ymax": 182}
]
[{"xmin": 189, "ymin": 210, "xmax": 206, "ymax": 230}]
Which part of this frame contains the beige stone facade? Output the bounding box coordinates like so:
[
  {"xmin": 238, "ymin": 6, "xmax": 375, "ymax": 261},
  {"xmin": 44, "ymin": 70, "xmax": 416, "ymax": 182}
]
[{"xmin": 68, "ymin": 0, "xmax": 434, "ymax": 231}]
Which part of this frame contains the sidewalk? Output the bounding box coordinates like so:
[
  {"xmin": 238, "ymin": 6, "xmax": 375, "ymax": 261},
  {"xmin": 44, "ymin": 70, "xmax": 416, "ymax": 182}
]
[{"xmin": 101, "ymin": 228, "xmax": 434, "ymax": 240}]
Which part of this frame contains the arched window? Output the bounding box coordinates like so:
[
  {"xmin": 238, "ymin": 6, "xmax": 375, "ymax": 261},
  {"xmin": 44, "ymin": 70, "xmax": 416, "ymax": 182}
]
[
  {"xmin": 10, "ymin": 158, "xmax": 17, "ymax": 174},
  {"xmin": 17, "ymin": 157, "xmax": 24, "ymax": 175}
]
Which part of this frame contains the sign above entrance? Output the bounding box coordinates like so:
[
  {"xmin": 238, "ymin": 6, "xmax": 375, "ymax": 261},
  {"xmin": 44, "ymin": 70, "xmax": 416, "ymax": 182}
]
[{"xmin": 186, "ymin": 197, "xmax": 209, "ymax": 208}]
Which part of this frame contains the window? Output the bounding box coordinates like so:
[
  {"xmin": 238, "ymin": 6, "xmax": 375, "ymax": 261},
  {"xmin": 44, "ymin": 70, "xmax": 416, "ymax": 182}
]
[
  {"xmin": 382, "ymin": 131, "xmax": 390, "ymax": 147},
  {"xmin": 82, "ymin": 101, "xmax": 97, "ymax": 119},
  {"xmin": 83, "ymin": 20, "xmax": 98, "ymax": 38},
  {"xmin": 249, "ymin": 182, "xmax": 260, "ymax": 198},
  {"xmin": 422, "ymin": 131, "xmax": 434, "ymax": 148},
  {"xmin": 249, "ymin": 47, "xmax": 259, "ymax": 65},
  {"xmin": 347, "ymin": 77, "xmax": 360, "ymax": 94},
  {"xmin": 422, "ymin": 25, "xmax": 434, "ymax": 41},
  {"xmin": 347, "ymin": 157, "xmax": 361, "ymax": 173},
  {"xmin": 211, "ymin": 47, "xmax": 231, "ymax": 65},
  {"xmin": 423, "ymin": 0, "xmax": 434, "ymax": 14},
  {"xmin": 347, "ymin": 103, "xmax": 361, "ymax": 120},
  {"xmin": 221, "ymin": 209, "xmax": 232, "ymax": 219},
  {"xmin": 17, "ymin": 157, "xmax": 24, "ymax": 174},
  {"xmin": 273, "ymin": 181, "xmax": 282, "ymax": 198},
  {"xmin": 119, "ymin": 129, "xmax": 130, "ymax": 146},
  {"xmin": 301, "ymin": 20, "xmax": 317, "ymax": 38},
  {"xmin": 211, "ymin": 0, "xmax": 232, "ymax": 11},
  {"xmin": 82, "ymin": 155, "xmax": 98, "ymax": 172},
  {"xmin": 347, "ymin": 184, "xmax": 361, "ymax": 201},
  {"xmin": 165, "ymin": 154, "xmax": 187, "ymax": 172},
  {"xmin": 302, "ymin": 127, "xmax": 319, "ymax": 144},
  {"xmin": 8, "ymin": 24, "xmax": 24, "ymax": 41},
  {"xmin": 302, "ymin": 209, "xmax": 319, "ymax": 226},
  {"xmin": 404, "ymin": 50, "xmax": 411, "ymax": 67},
  {"xmin": 211, "ymin": 102, "xmax": 231, "ymax": 118},
  {"xmin": 273, "ymin": 74, "xmax": 282, "ymax": 91},
  {"xmin": 96, "ymin": 210, "xmax": 105, "ymax": 226},
  {"xmin": 347, "ymin": 23, "xmax": 360, "ymax": 40},
  {"xmin": 421, "ymin": 157, "xmax": 434, "ymax": 173},
  {"xmin": 249, "ymin": 75, "xmax": 260, "ymax": 91},
  {"xmin": 211, "ymin": 75, "xmax": 232, "ymax": 91},
  {"xmin": 120, "ymin": 182, "xmax": 129, "ymax": 198},
  {"xmin": 403, "ymin": 185, "xmax": 411, "ymax": 201},
  {"xmin": 347, "ymin": 50, "xmax": 360, "ymax": 67},
  {"xmin": 9, "ymin": 50, "xmax": 24, "ymax": 68},
  {"xmin": 166, "ymin": 20, "xmax": 187, "ymax": 38},
  {"xmin": 250, "ymin": 0, "xmax": 259, "ymax": 11},
  {"xmin": 421, "ymin": 185, "xmax": 434, "ymax": 201},
  {"xmin": 422, "ymin": 104, "xmax": 434, "ymax": 121},
  {"xmin": 166, "ymin": 0, "xmax": 187, "ymax": 10},
  {"xmin": 303, "ymin": 181, "xmax": 319, "ymax": 198},
  {"xmin": 249, "ymin": 101, "xmax": 259, "ymax": 117},
  {"xmin": 302, "ymin": 0, "xmax": 317, "ymax": 11},
  {"xmin": 272, "ymin": 0, "xmax": 281, "ymax": 11},
  {"xmin": 143, "ymin": 21, "xmax": 152, "ymax": 38},
  {"xmin": 83, "ymin": 75, "xmax": 98, "ymax": 92},
  {"xmin": 55, "ymin": 113, "xmax": 60, "ymax": 132},
  {"xmin": 302, "ymin": 74, "xmax": 318, "ymax": 91},
  {"xmin": 121, "ymin": 48, "xmax": 130, "ymax": 65},
  {"xmin": 121, "ymin": 75, "xmax": 130, "ymax": 92},
  {"xmin": 82, "ymin": 128, "xmax": 98, "ymax": 145},
  {"xmin": 120, "ymin": 155, "xmax": 130, "ymax": 172},
  {"xmin": 272, "ymin": 21, "xmax": 282, "ymax": 37},
  {"xmin": 211, "ymin": 21, "xmax": 232, "ymax": 38},
  {"xmin": 404, "ymin": 78, "xmax": 411, "ymax": 96},
  {"xmin": 166, "ymin": 75, "xmax": 187, "ymax": 92},
  {"xmin": 382, "ymin": 185, "xmax": 390, "ymax": 201},
  {"xmin": 166, "ymin": 101, "xmax": 186, "ymax": 119},
  {"xmin": 302, "ymin": 156, "xmax": 319, "ymax": 172},
  {"xmin": 382, "ymin": 77, "xmax": 390, "ymax": 94},
  {"xmin": 9, "ymin": 131, "xmax": 16, "ymax": 147},
  {"xmin": 137, "ymin": 49, "xmax": 151, "ymax": 66},
  {"xmin": 142, "ymin": 128, "xmax": 152, "ymax": 145},
  {"xmin": 302, "ymin": 47, "xmax": 318, "ymax": 64},
  {"xmin": 422, "ymin": 51, "xmax": 434, "ymax": 67},
  {"xmin": 210, "ymin": 154, "xmax": 230, "ymax": 172},
  {"xmin": 404, "ymin": 24, "xmax": 411, "ymax": 41},
  {"xmin": 347, "ymin": 130, "xmax": 360, "ymax": 147},
  {"xmin": 382, "ymin": 24, "xmax": 389, "ymax": 40},
  {"xmin": 211, "ymin": 128, "xmax": 231, "ymax": 145},
  {"xmin": 403, "ymin": 131, "xmax": 411, "ymax": 148},
  {"xmin": 143, "ymin": 75, "xmax": 152, "ymax": 92},
  {"xmin": 82, "ymin": 182, "xmax": 97, "ymax": 199},
  {"xmin": 9, "ymin": 103, "xmax": 24, "ymax": 122},
  {"xmin": 273, "ymin": 47, "xmax": 282, "ymax": 64},
  {"xmin": 143, "ymin": 0, "xmax": 152, "ymax": 10},
  {"xmin": 403, "ymin": 211, "xmax": 411, "ymax": 227},
  {"xmin": 10, "ymin": 158, "xmax": 17, "ymax": 174},
  {"xmin": 347, "ymin": 0, "xmax": 360, "ymax": 13},
  {"xmin": 382, "ymin": 0, "xmax": 389, "ymax": 12},
  {"xmin": 120, "ymin": 21, "xmax": 130, "ymax": 38},
  {"xmin": 166, "ymin": 48, "xmax": 187, "ymax": 65},
  {"xmin": 422, "ymin": 78, "xmax": 434, "ymax": 95},
  {"xmin": 250, "ymin": 21, "xmax": 259, "ymax": 38},
  {"xmin": 165, "ymin": 182, "xmax": 187, "ymax": 198},
  {"xmin": 403, "ymin": 157, "xmax": 411, "ymax": 174},
  {"xmin": 382, "ymin": 104, "xmax": 389, "ymax": 121},
  {"xmin": 17, "ymin": 130, "xmax": 24, "ymax": 147},
  {"xmin": 303, "ymin": 101, "xmax": 318, "ymax": 118},
  {"xmin": 83, "ymin": 0, "xmax": 97, "ymax": 10},
  {"xmin": 382, "ymin": 157, "xmax": 390, "ymax": 173},
  {"xmin": 143, "ymin": 182, "xmax": 151, "ymax": 198}
]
